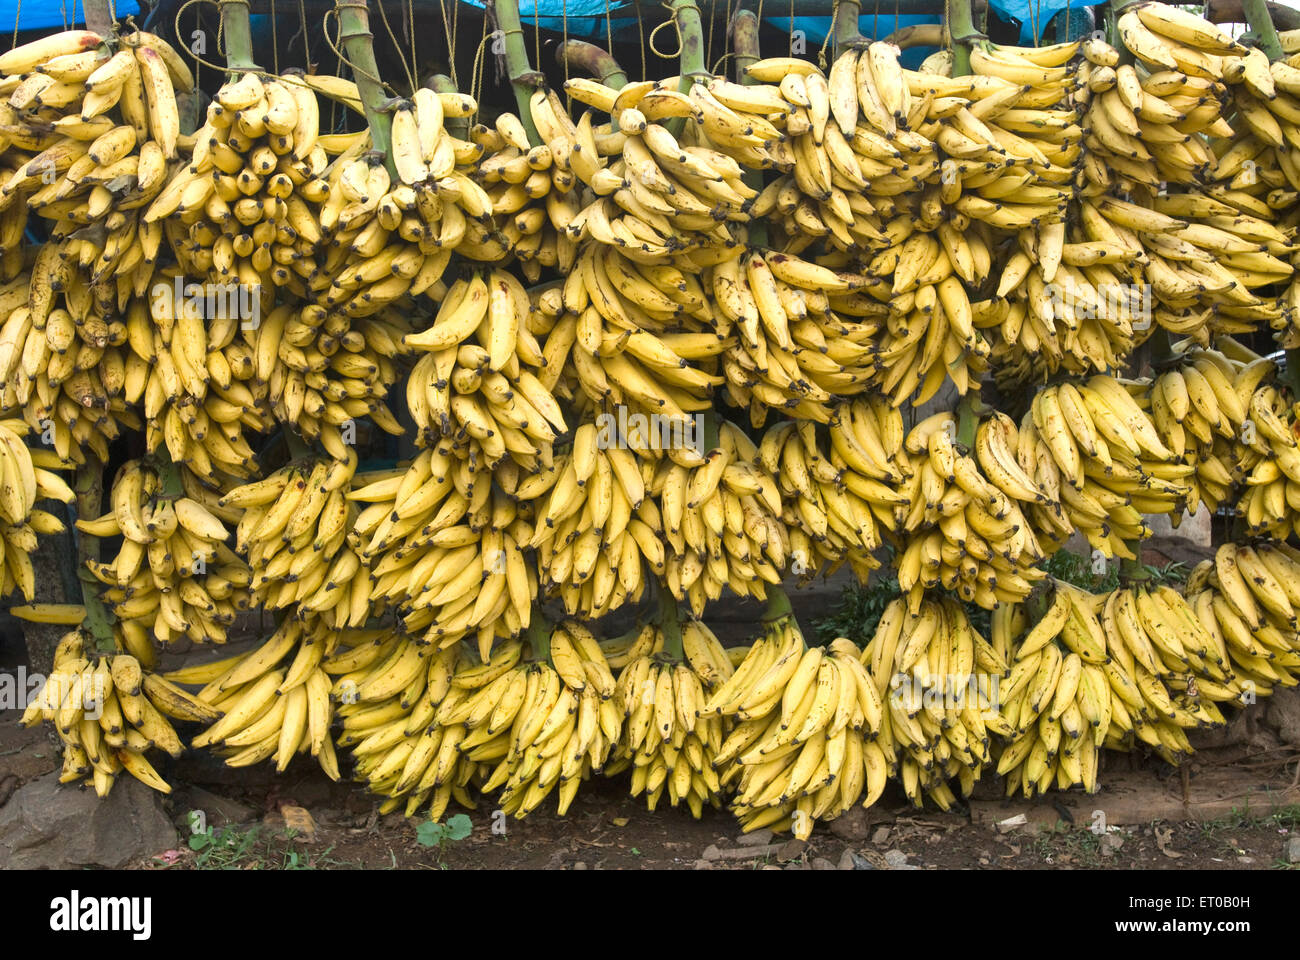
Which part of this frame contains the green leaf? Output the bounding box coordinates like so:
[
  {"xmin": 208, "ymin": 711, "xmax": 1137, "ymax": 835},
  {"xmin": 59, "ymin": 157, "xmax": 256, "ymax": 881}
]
[
  {"xmin": 444, "ymin": 813, "xmax": 472, "ymax": 841},
  {"xmin": 415, "ymin": 820, "xmax": 446, "ymax": 848}
]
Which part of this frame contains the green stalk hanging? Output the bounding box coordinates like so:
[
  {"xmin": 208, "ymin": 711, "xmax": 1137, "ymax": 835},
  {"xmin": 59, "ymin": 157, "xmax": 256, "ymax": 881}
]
[
  {"xmin": 557, "ymin": 40, "xmax": 629, "ymax": 88},
  {"xmin": 218, "ymin": 0, "xmax": 260, "ymax": 72},
  {"xmin": 334, "ymin": 0, "xmax": 396, "ymax": 176},
  {"xmin": 493, "ymin": 0, "xmax": 544, "ymax": 147},
  {"xmin": 428, "ymin": 75, "xmax": 470, "ymax": 140},
  {"xmin": 1243, "ymin": 0, "xmax": 1285, "ymax": 61},
  {"xmin": 946, "ymin": 0, "xmax": 978, "ymax": 76},
  {"xmin": 731, "ymin": 7, "xmax": 766, "ymax": 243},
  {"xmin": 558, "ymin": 40, "xmax": 627, "ymax": 131},
  {"xmin": 833, "ymin": 0, "xmax": 863, "ymax": 57},
  {"xmin": 668, "ymin": 0, "xmax": 708, "ymax": 138},
  {"xmin": 74, "ymin": 460, "xmax": 117, "ymax": 655},
  {"xmin": 82, "ymin": 0, "xmax": 115, "ymax": 38}
]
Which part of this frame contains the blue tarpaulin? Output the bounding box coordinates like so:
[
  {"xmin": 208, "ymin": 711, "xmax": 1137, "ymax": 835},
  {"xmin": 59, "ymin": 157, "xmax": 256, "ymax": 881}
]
[
  {"xmin": 1, "ymin": 0, "xmax": 141, "ymax": 34},
  {"xmin": 988, "ymin": 0, "xmax": 1090, "ymax": 44}
]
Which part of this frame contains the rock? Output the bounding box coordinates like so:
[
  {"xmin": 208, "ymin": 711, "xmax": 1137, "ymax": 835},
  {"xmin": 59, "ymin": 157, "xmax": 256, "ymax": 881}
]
[
  {"xmin": 701, "ymin": 844, "xmax": 722, "ymax": 862},
  {"xmin": 693, "ymin": 859, "xmax": 714, "ymax": 870},
  {"xmin": 1287, "ymin": 837, "xmax": 1300, "ymax": 864},
  {"xmin": 871, "ymin": 826, "xmax": 891, "ymax": 846},
  {"xmin": 761, "ymin": 864, "xmax": 781, "ymax": 870},
  {"xmin": 844, "ymin": 850, "xmax": 876, "ymax": 870},
  {"xmin": 1099, "ymin": 833, "xmax": 1124, "ymax": 856},
  {"xmin": 829, "ymin": 806, "xmax": 870, "ymax": 842},
  {"xmin": 1237, "ymin": 856, "xmax": 1254, "ymax": 865},
  {"xmin": 0, "ymin": 773, "xmax": 17, "ymax": 809},
  {"xmin": 784, "ymin": 861, "xmax": 810, "ymax": 870},
  {"xmin": 777, "ymin": 838, "xmax": 806, "ymax": 861},
  {"xmin": 1267, "ymin": 689, "xmax": 1300, "ymax": 747},
  {"xmin": 735, "ymin": 829, "xmax": 774, "ymax": 847},
  {"xmin": 172, "ymin": 786, "xmax": 255, "ymax": 829},
  {"xmin": 883, "ymin": 849, "xmax": 909, "ymax": 868},
  {"xmin": 0, "ymin": 772, "xmax": 176, "ymax": 869},
  {"xmin": 811, "ymin": 857, "xmax": 837, "ymax": 870},
  {"xmin": 573, "ymin": 861, "xmax": 587, "ymax": 870}
]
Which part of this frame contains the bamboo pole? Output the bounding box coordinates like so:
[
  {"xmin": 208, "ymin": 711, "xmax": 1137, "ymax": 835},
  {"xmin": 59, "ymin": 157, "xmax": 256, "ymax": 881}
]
[
  {"xmin": 83, "ymin": 0, "xmax": 115, "ymax": 38},
  {"xmin": 336, "ymin": 0, "xmax": 396, "ymax": 177},
  {"xmin": 492, "ymin": 0, "xmax": 544, "ymax": 147},
  {"xmin": 667, "ymin": 0, "xmax": 709, "ymax": 138}
]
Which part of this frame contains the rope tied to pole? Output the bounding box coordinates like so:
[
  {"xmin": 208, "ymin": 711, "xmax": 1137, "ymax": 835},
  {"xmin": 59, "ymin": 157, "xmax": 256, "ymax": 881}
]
[{"xmin": 324, "ymin": 3, "xmax": 392, "ymax": 90}]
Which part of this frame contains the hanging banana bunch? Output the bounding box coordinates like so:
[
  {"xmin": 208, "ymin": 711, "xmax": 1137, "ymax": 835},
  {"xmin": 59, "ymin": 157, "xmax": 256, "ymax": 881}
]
[
  {"xmin": 0, "ymin": 416, "xmax": 75, "ymax": 598},
  {"xmin": 21, "ymin": 633, "xmax": 221, "ymax": 796},
  {"xmin": 186, "ymin": 616, "xmax": 341, "ymax": 779},
  {"xmin": 77, "ymin": 458, "xmax": 251, "ymax": 645},
  {"xmin": 863, "ymin": 595, "xmax": 1006, "ymax": 808}
]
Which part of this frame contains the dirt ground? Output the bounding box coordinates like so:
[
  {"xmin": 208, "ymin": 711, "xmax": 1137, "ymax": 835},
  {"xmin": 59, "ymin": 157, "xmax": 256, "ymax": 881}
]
[
  {"xmin": 4, "ymin": 705, "xmax": 1297, "ymax": 871},
  {"xmin": 4, "ymin": 623, "xmax": 1299, "ymax": 872}
]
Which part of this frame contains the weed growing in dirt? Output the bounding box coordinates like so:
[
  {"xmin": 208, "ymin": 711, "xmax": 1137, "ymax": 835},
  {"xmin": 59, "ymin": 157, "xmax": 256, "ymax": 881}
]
[
  {"xmin": 187, "ymin": 823, "xmax": 342, "ymax": 869},
  {"xmin": 415, "ymin": 813, "xmax": 472, "ymax": 868}
]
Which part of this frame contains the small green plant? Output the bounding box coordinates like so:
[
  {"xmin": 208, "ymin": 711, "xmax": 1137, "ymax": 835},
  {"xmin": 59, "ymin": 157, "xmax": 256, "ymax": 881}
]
[
  {"xmin": 813, "ymin": 576, "xmax": 991, "ymax": 646},
  {"xmin": 187, "ymin": 821, "xmax": 327, "ymax": 870},
  {"xmin": 415, "ymin": 813, "xmax": 472, "ymax": 862}
]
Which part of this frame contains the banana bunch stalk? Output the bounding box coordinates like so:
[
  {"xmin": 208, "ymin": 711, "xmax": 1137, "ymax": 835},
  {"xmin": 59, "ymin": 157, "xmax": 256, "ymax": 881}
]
[
  {"xmin": 187, "ymin": 616, "xmax": 340, "ymax": 778},
  {"xmin": 864, "ymin": 596, "xmax": 1007, "ymax": 808},
  {"xmin": 248, "ymin": 301, "xmax": 410, "ymax": 457},
  {"xmin": 336, "ymin": 639, "xmax": 477, "ymax": 820},
  {"xmin": 1147, "ymin": 340, "xmax": 1274, "ymax": 518},
  {"xmin": 220, "ymin": 455, "xmax": 372, "ymax": 627},
  {"xmin": 1186, "ymin": 544, "xmax": 1300, "ymax": 693},
  {"xmin": 438, "ymin": 628, "xmax": 618, "ymax": 819},
  {"xmin": 149, "ymin": 70, "xmax": 326, "ymax": 300},
  {"xmin": 79, "ymin": 458, "xmax": 251, "ymax": 644},
  {"xmin": 22, "ymin": 634, "xmax": 220, "ymax": 796},
  {"xmin": 347, "ymin": 452, "xmax": 536, "ymax": 654},
  {"xmin": 558, "ymin": 242, "xmax": 725, "ymax": 426},
  {"xmin": 0, "ymin": 29, "xmax": 191, "ymax": 296},
  {"xmin": 703, "ymin": 616, "xmax": 884, "ymax": 839},
  {"xmin": 0, "ymin": 417, "xmax": 75, "ymax": 597},
  {"xmin": 560, "ymin": 76, "xmax": 763, "ymax": 257},
  {"xmin": 892, "ymin": 411, "xmax": 1048, "ymax": 610},
  {"xmin": 0, "ymin": 251, "xmax": 143, "ymax": 465},
  {"xmin": 604, "ymin": 622, "xmax": 729, "ymax": 817},
  {"xmin": 1023, "ymin": 375, "xmax": 1189, "ymax": 558},
  {"xmin": 404, "ymin": 271, "xmax": 566, "ymax": 474},
  {"xmin": 711, "ymin": 247, "xmax": 883, "ymax": 420}
]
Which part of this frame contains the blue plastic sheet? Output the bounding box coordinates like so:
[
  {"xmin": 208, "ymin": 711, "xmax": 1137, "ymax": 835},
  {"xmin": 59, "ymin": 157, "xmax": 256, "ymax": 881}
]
[
  {"xmin": 989, "ymin": 0, "xmax": 1090, "ymax": 44},
  {"xmin": 1, "ymin": 0, "xmax": 141, "ymax": 34}
]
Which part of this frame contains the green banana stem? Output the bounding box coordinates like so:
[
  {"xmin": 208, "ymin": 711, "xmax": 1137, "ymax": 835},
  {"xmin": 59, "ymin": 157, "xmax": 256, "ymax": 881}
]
[
  {"xmin": 1243, "ymin": 0, "xmax": 1285, "ymax": 61},
  {"xmin": 731, "ymin": 8, "xmax": 766, "ymax": 244},
  {"xmin": 557, "ymin": 40, "xmax": 629, "ymax": 87},
  {"xmin": 763, "ymin": 585, "xmax": 794, "ymax": 621},
  {"xmin": 334, "ymin": 0, "xmax": 396, "ymax": 177},
  {"xmin": 557, "ymin": 40, "xmax": 627, "ymax": 132},
  {"xmin": 493, "ymin": 0, "xmax": 543, "ymax": 147},
  {"xmin": 74, "ymin": 460, "xmax": 118, "ymax": 655},
  {"xmin": 218, "ymin": 0, "xmax": 260, "ymax": 72},
  {"xmin": 1119, "ymin": 553, "xmax": 1150, "ymax": 585},
  {"xmin": 83, "ymin": 0, "xmax": 115, "ymax": 37},
  {"xmin": 1287, "ymin": 351, "xmax": 1300, "ymax": 401},
  {"xmin": 946, "ymin": 0, "xmax": 978, "ymax": 76},
  {"xmin": 956, "ymin": 392, "xmax": 979, "ymax": 448},
  {"xmin": 657, "ymin": 591, "xmax": 685, "ymax": 659},
  {"xmin": 667, "ymin": 0, "xmax": 709, "ymax": 138},
  {"xmin": 527, "ymin": 612, "xmax": 552, "ymax": 662},
  {"xmin": 833, "ymin": 0, "xmax": 864, "ymax": 55},
  {"xmin": 428, "ymin": 74, "xmax": 470, "ymax": 140}
]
